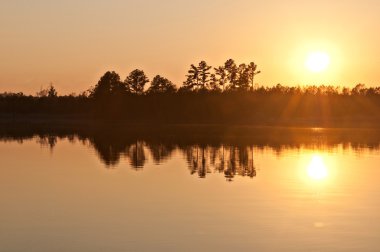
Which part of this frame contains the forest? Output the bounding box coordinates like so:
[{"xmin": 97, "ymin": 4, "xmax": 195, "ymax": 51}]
[{"xmin": 1, "ymin": 59, "xmax": 380, "ymax": 127}]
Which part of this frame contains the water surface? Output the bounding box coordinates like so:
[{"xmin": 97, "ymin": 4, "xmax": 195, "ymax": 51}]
[{"xmin": 1, "ymin": 127, "xmax": 379, "ymax": 252}]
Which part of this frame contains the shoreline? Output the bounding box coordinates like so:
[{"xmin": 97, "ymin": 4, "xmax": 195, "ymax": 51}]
[{"xmin": 0, "ymin": 114, "xmax": 380, "ymax": 130}]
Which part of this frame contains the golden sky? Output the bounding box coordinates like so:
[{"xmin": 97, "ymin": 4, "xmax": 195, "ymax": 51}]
[{"xmin": 1, "ymin": 0, "xmax": 380, "ymax": 94}]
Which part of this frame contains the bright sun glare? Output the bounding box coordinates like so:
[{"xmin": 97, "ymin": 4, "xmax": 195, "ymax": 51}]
[
  {"xmin": 307, "ymin": 155, "xmax": 328, "ymax": 180},
  {"xmin": 305, "ymin": 52, "xmax": 330, "ymax": 73}
]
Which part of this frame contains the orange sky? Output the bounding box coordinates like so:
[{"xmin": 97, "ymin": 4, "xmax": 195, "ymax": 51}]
[{"xmin": 1, "ymin": 0, "xmax": 380, "ymax": 94}]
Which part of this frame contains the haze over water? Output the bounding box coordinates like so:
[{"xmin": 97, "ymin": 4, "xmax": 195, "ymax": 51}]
[{"xmin": 1, "ymin": 130, "xmax": 379, "ymax": 252}]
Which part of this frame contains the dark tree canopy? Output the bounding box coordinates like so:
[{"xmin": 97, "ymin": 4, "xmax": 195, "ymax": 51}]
[
  {"xmin": 213, "ymin": 65, "xmax": 228, "ymax": 91},
  {"xmin": 224, "ymin": 59, "xmax": 238, "ymax": 90},
  {"xmin": 182, "ymin": 64, "xmax": 199, "ymax": 91},
  {"xmin": 91, "ymin": 71, "xmax": 125, "ymax": 99},
  {"xmin": 147, "ymin": 75, "xmax": 177, "ymax": 94},
  {"xmin": 183, "ymin": 61, "xmax": 212, "ymax": 91},
  {"xmin": 247, "ymin": 62, "xmax": 261, "ymax": 90},
  {"xmin": 47, "ymin": 85, "xmax": 58, "ymax": 98},
  {"xmin": 124, "ymin": 69, "xmax": 149, "ymax": 94},
  {"xmin": 3, "ymin": 57, "xmax": 380, "ymax": 127},
  {"xmin": 211, "ymin": 60, "xmax": 261, "ymax": 91},
  {"xmin": 36, "ymin": 83, "xmax": 58, "ymax": 98},
  {"xmin": 198, "ymin": 61, "xmax": 212, "ymax": 90},
  {"xmin": 89, "ymin": 59, "xmax": 260, "ymax": 97}
]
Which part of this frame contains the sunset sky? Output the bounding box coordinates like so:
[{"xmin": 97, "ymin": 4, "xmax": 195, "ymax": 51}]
[{"xmin": 1, "ymin": 0, "xmax": 380, "ymax": 94}]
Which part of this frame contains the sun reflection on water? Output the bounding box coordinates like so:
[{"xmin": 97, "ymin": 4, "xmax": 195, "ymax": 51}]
[{"xmin": 307, "ymin": 155, "xmax": 328, "ymax": 181}]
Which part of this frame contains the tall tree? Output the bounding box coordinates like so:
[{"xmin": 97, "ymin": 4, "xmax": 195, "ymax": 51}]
[
  {"xmin": 91, "ymin": 71, "xmax": 124, "ymax": 99},
  {"xmin": 197, "ymin": 61, "xmax": 212, "ymax": 90},
  {"xmin": 236, "ymin": 63, "xmax": 250, "ymax": 90},
  {"xmin": 47, "ymin": 83, "xmax": 58, "ymax": 98},
  {"xmin": 213, "ymin": 66, "xmax": 228, "ymax": 91},
  {"xmin": 183, "ymin": 64, "xmax": 200, "ymax": 91},
  {"xmin": 224, "ymin": 59, "xmax": 238, "ymax": 90},
  {"xmin": 247, "ymin": 62, "xmax": 261, "ymax": 90},
  {"xmin": 147, "ymin": 75, "xmax": 177, "ymax": 94},
  {"xmin": 183, "ymin": 61, "xmax": 212, "ymax": 91},
  {"xmin": 124, "ymin": 69, "xmax": 149, "ymax": 95},
  {"xmin": 218, "ymin": 59, "xmax": 260, "ymax": 91}
]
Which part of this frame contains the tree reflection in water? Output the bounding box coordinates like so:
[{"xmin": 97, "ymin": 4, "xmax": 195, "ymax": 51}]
[
  {"xmin": 16, "ymin": 133, "xmax": 259, "ymax": 181},
  {"xmin": 184, "ymin": 145, "xmax": 256, "ymax": 181},
  {"xmin": 88, "ymin": 135, "xmax": 147, "ymax": 169},
  {"xmin": 2, "ymin": 126, "xmax": 380, "ymax": 181}
]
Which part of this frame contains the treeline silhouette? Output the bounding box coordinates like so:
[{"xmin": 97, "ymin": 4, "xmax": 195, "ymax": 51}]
[
  {"xmin": 1, "ymin": 59, "xmax": 380, "ymax": 126},
  {"xmin": 1, "ymin": 124, "xmax": 380, "ymax": 181}
]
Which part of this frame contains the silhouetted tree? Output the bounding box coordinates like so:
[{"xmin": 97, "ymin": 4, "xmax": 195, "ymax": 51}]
[
  {"xmin": 229, "ymin": 62, "xmax": 260, "ymax": 91},
  {"xmin": 124, "ymin": 69, "xmax": 149, "ymax": 95},
  {"xmin": 236, "ymin": 63, "xmax": 250, "ymax": 90},
  {"xmin": 198, "ymin": 61, "xmax": 212, "ymax": 90},
  {"xmin": 183, "ymin": 64, "xmax": 200, "ymax": 91},
  {"xmin": 223, "ymin": 59, "xmax": 238, "ymax": 90},
  {"xmin": 215, "ymin": 60, "xmax": 260, "ymax": 91},
  {"xmin": 213, "ymin": 66, "xmax": 228, "ymax": 91},
  {"xmin": 91, "ymin": 71, "xmax": 125, "ymax": 99},
  {"xmin": 352, "ymin": 83, "xmax": 367, "ymax": 96},
  {"xmin": 247, "ymin": 62, "xmax": 261, "ymax": 90},
  {"xmin": 47, "ymin": 84, "xmax": 58, "ymax": 98},
  {"xmin": 147, "ymin": 75, "xmax": 177, "ymax": 94},
  {"xmin": 183, "ymin": 61, "xmax": 212, "ymax": 91},
  {"xmin": 36, "ymin": 83, "xmax": 58, "ymax": 98},
  {"xmin": 2, "ymin": 56, "xmax": 380, "ymax": 126},
  {"xmin": 342, "ymin": 87, "xmax": 351, "ymax": 96}
]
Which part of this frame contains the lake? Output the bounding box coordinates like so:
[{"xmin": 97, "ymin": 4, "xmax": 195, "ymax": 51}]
[{"xmin": 1, "ymin": 126, "xmax": 379, "ymax": 252}]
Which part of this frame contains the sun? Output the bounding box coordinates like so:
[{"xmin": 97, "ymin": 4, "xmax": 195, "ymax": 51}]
[
  {"xmin": 307, "ymin": 155, "xmax": 328, "ymax": 180},
  {"xmin": 305, "ymin": 51, "xmax": 330, "ymax": 73}
]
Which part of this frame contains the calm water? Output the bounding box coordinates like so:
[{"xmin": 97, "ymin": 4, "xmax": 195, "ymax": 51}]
[{"xmin": 1, "ymin": 128, "xmax": 380, "ymax": 252}]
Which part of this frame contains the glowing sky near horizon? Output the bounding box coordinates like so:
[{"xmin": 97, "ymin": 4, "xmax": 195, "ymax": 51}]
[{"xmin": 1, "ymin": 0, "xmax": 380, "ymax": 94}]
